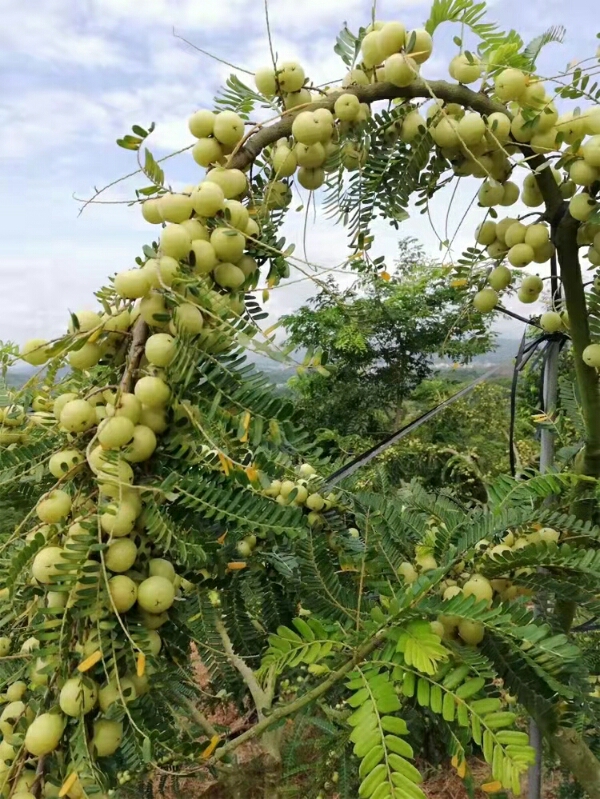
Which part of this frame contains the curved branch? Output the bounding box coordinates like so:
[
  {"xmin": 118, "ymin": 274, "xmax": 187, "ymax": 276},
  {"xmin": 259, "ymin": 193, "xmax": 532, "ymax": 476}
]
[{"xmin": 229, "ymin": 79, "xmax": 516, "ymax": 171}]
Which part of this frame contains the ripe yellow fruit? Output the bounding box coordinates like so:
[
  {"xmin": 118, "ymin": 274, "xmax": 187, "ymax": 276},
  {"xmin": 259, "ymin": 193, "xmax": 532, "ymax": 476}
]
[
  {"xmin": 569, "ymin": 192, "xmax": 597, "ymax": 222},
  {"xmin": 68, "ymin": 343, "xmax": 103, "ymax": 370},
  {"xmin": 334, "ymin": 93, "xmax": 361, "ymax": 122},
  {"xmin": 213, "ymin": 263, "xmax": 245, "ymax": 290},
  {"xmin": 500, "ymin": 182, "xmax": 519, "ymax": 206},
  {"xmin": 6, "ymin": 681, "xmax": 26, "ymax": 702},
  {"xmin": 540, "ymin": 311, "xmax": 563, "ymax": 333},
  {"xmin": 134, "ymin": 376, "xmax": 171, "ymax": 408},
  {"xmin": 361, "ymin": 31, "xmax": 384, "ymax": 68},
  {"xmin": 291, "ymin": 111, "xmax": 323, "ymax": 146},
  {"xmin": 533, "ymin": 240, "xmax": 556, "ymax": 263},
  {"xmin": 24, "ymin": 713, "xmax": 64, "ymax": 756},
  {"xmin": 213, "ymin": 111, "xmax": 245, "ymax": 147},
  {"xmin": 385, "ymin": 53, "xmax": 419, "ymax": 87},
  {"xmin": 399, "ymin": 110, "xmax": 426, "ymax": 143},
  {"xmin": 157, "ymin": 193, "xmax": 194, "ymax": 224},
  {"xmin": 210, "ymin": 228, "xmax": 245, "ymax": 263},
  {"xmin": 60, "ymin": 399, "xmax": 96, "ymax": 433},
  {"xmin": 486, "ymin": 112, "xmax": 511, "ymax": 142},
  {"xmin": 236, "ymin": 254, "xmax": 258, "ymax": 277},
  {"xmin": 20, "ymin": 339, "xmax": 49, "ymax": 366},
  {"xmin": 191, "ymin": 181, "xmax": 226, "ymax": 217},
  {"xmin": 98, "ymin": 416, "xmax": 135, "ymax": 449},
  {"xmin": 59, "ymin": 676, "xmax": 98, "ymax": 716},
  {"xmin": 582, "ymin": 134, "xmax": 600, "ymax": 167},
  {"xmin": 524, "ymin": 224, "xmax": 550, "ymax": 249},
  {"xmin": 473, "ymin": 288, "xmax": 498, "ymax": 313},
  {"xmin": 139, "ymin": 405, "xmax": 168, "ymax": 434},
  {"xmin": 458, "ymin": 112, "xmax": 485, "ymax": 146},
  {"xmin": 406, "ymin": 28, "xmax": 433, "ymax": 64},
  {"xmin": 92, "ymin": 719, "xmax": 124, "ymax": 757},
  {"xmin": 36, "ymin": 491, "xmax": 72, "ymax": 524},
  {"xmin": 488, "ymin": 265, "xmax": 512, "ymax": 291},
  {"xmin": 48, "ymin": 449, "xmax": 84, "ymax": 479},
  {"xmin": 463, "ymin": 575, "xmax": 493, "ymax": 604},
  {"xmin": 106, "ymin": 392, "xmax": 142, "ymax": 424},
  {"xmin": 508, "ymin": 243, "xmax": 535, "ymax": 268},
  {"xmin": 145, "ymin": 334, "xmax": 176, "ymax": 368},
  {"xmin": 167, "ymin": 303, "xmax": 202, "ymax": 336},
  {"xmin": 570, "ymin": 160, "xmax": 599, "ymax": 186},
  {"xmin": 494, "ymin": 68, "xmax": 527, "ymax": 101},
  {"xmin": 114, "ymin": 269, "xmax": 151, "ymax": 300},
  {"xmin": 100, "ymin": 501, "xmax": 138, "ymax": 537},
  {"xmin": 149, "ymin": 558, "xmax": 176, "ymax": 583},
  {"xmin": 109, "ymin": 575, "xmax": 138, "ymax": 613},
  {"xmin": 378, "ymin": 21, "xmax": 406, "ymax": 58},
  {"xmin": 188, "ymin": 109, "xmax": 216, "ymax": 138},
  {"xmin": 522, "ymin": 274, "xmax": 544, "ymax": 296},
  {"xmin": 582, "ymin": 343, "xmax": 600, "ymax": 368},
  {"xmin": 539, "ymin": 527, "xmax": 560, "ymax": 544},
  {"xmin": 106, "ymin": 538, "xmax": 138, "ymax": 573},
  {"xmin": 449, "ymin": 53, "xmax": 482, "ymax": 84},
  {"xmin": 32, "ymin": 547, "xmax": 65, "ymax": 583},
  {"xmin": 278, "ymin": 61, "xmax": 305, "ymax": 93},
  {"xmin": 142, "ymin": 256, "xmax": 180, "ymax": 289},
  {"xmin": 160, "ymin": 224, "xmax": 193, "ymax": 260},
  {"xmin": 192, "ymin": 137, "xmax": 223, "ymax": 167},
  {"xmin": 137, "ymin": 575, "xmax": 176, "ymax": 613},
  {"xmin": 478, "ymin": 180, "xmax": 504, "ymax": 207},
  {"xmin": 254, "ymin": 67, "xmax": 278, "ymax": 97},
  {"xmin": 204, "ymin": 168, "xmax": 248, "ymax": 199},
  {"xmin": 458, "ymin": 619, "xmax": 485, "ymax": 646},
  {"xmin": 141, "ymin": 198, "xmax": 163, "ymax": 224}
]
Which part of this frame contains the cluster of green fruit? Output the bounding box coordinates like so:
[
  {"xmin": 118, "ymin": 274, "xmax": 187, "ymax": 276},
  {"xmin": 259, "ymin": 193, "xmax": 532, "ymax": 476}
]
[
  {"xmin": 399, "ymin": 526, "xmax": 560, "ymax": 646},
  {"xmin": 263, "ymin": 463, "xmax": 338, "ymax": 528}
]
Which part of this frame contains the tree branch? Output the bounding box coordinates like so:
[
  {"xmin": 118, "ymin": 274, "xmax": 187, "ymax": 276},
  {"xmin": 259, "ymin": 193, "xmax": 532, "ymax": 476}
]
[
  {"xmin": 214, "ymin": 616, "xmax": 268, "ymax": 715},
  {"xmin": 229, "ymin": 79, "xmax": 514, "ymax": 171},
  {"xmin": 120, "ymin": 317, "xmax": 148, "ymax": 393}
]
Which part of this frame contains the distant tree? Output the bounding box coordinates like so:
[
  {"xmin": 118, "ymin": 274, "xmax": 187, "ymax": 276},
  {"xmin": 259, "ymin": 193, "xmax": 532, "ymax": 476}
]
[{"xmin": 283, "ymin": 238, "xmax": 494, "ymax": 437}]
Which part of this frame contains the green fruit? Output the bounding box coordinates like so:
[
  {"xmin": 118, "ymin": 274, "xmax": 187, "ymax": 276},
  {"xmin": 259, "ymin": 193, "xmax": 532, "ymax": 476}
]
[
  {"xmin": 192, "ymin": 138, "xmax": 224, "ymax": 167},
  {"xmin": 160, "ymin": 225, "xmax": 193, "ymax": 260},
  {"xmin": 24, "ymin": 713, "xmax": 64, "ymax": 756},
  {"xmin": 137, "ymin": 576, "xmax": 176, "ymax": 613},
  {"xmin": 210, "ymin": 228, "xmax": 245, "ymax": 263},
  {"xmin": 475, "ymin": 221, "xmax": 496, "ymax": 246},
  {"xmin": 570, "ymin": 193, "xmax": 597, "ymax": 222},
  {"xmin": 20, "ymin": 339, "xmax": 49, "ymax": 366},
  {"xmin": 114, "ymin": 269, "xmax": 151, "ymax": 300},
  {"xmin": 36, "ymin": 491, "xmax": 72, "ymax": 524},
  {"xmin": 540, "ymin": 311, "xmax": 563, "ymax": 333},
  {"xmin": 458, "ymin": 619, "xmax": 484, "ymax": 646},
  {"xmin": 188, "ymin": 109, "xmax": 216, "ymax": 138},
  {"xmin": 123, "ymin": 425, "xmax": 157, "ymax": 462},
  {"xmin": 473, "ymin": 288, "xmax": 498, "ymax": 313},
  {"xmin": 148, "ymin": 558, "xmax": 176, "ymax": 583},
  {"xmin": 145, "ymin": 334, "xmax": 176, "ymax": 367},
  {"xmin": 405, "ymin": 28, "xmax": 433, "ymax": 64},
  {"xmin": 134, "ymin": 376, "xmax": 171, "ymax": 408},
  {"xmin": 463, "ymin": 575, "xmax": 493, "ymax": 604},
  {"xmin": 213, "ymin": 111, "xmax": 245, "ymax": 147},
  {"xmin": 92, "ymin": 718, "xmax": 124, "ymax": 757},
  {"xmin": 60, "ymin": 399, "xmax": 96, "ymax": 432},
  {"xmin": 278, "ymin": 61, "xmax": 305, "ymax": 93},
  {"xmin": 191, "ymin": 182, "xmax": 225, "ymax": 217},
  {"xmin": 106, "ymin": 538, "xmax": 138, "ymax": 573},
  {"xmin": 488, "ymin": 265, "xmax": 512, "ymax": 291},
  {"xmin": 583, "ymin": 343, "xmax": 600, "ymax": 368},
  {"xmin": 203, "ymin": 168, "xmax": 248, "ymax": 199},
  {"xmin": 32, "ymin": 547, "xmax": 65, "ymax": 583},
  {"xmin": 49, "ymin": 449, "xmax": 84, "ymax": 479},
  {"xmin": 254, "ymin": 68, "xmax": 277, "ymax": 97},
  {"xmin": 99, "ymin": 677, "xmax": 137, "ymax": 711},
  {"xmin": 385, "ymin": 53, "xmax": 419, "ymax": 87},
  {"xmin": 508, "ymin": 243, "xmax": 535, "ymax": 268},
  {"xmin": 98, "ymin": 416, "xmax": 135, "ymax": 449},
  {"xmin": 109, "ymin": 575, "xmax": 138, "ymax": 613},
  {"xmin": 59, "ymin": 676, "xmax": 98, "ymax": 716}
]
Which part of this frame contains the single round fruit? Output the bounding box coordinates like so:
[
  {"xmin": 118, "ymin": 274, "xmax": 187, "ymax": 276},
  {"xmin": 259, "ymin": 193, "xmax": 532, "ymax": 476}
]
[
  {"xmin": 278, "ymin": 61, "xmax": 305, "ymax": 93},
  {"xmin": 172, "ymin": 303, "xmax": 204, "ymax": 335},
  {"xmin": 214, "ymin": 263, "xmax": 245, "ymax": 289},
  {"xmin": 508, "ymin": 243, "xmax": 535, "ymax": 268},
  {"xmin": 458, "ymin": 619, "xmax": 485, "ymax": 646},
  {"xmin": 236, "ymin": 254, "xmax": 258, "ymax": 277},
  {"xmin": 494, "ymin": 68, "xmax": 527, "ymax": 101},
  {"xmin": 521, "ymin": 274, "xmax": 544, "ymax": 296},
  {"xmin": 272, "ymin": 146, "xmax": 297, "ymax": 178},
  {"xmin": 486, "ymin": 112, "xmax": 511, "ymax": 142},
  {"xmin": 478, "ymin": 180, "xmax": 504, "ymax": 207},
  {"xmin": 141, "ymin": 199, "xmax": 162, "ymax": 224},
  {"xmin": 449, "ymin": 53, "xmax": 482, "ymax": 84},
  {"xmin": 398, "ymin": 562, "xmax": 417, "ymax": 583},
  {"xmin": 134, "ymin": 376, "xmax": 171, "ymax": 408},
  {"xmin": 106, "ymin": 538, "xmax": 138, "ymax": 573},
  {"xmin": 582, "ymin": 135, "xmax": 600, "ymax": 167},
  {"xmin": 114, "ymin": 269, "xmax": 151, "ymax": 300},
  {"xmin": 36, "ymin": 491, "xmax": 71, "ymax": 524},
  {"xmin": 334, "ymin": 93, "xmax": 361, "ymax": 122},
  {"xmin": 100, "ymin": 501, "xmax": 138, "ymax": 537},
  {"xmin": 49, "ymin": 449, "xmax": 84, "ymax": 479},
  {"xmin": 570, "ymin": 160, "xmax": 599, "ymax": 186},
  {"xmin": 149, "ymin": 558, "xmax": 176, "ymax": 583},
  {"xmin": 298, "ymin": 167, "xmax": 324, "ymax": 190},
  {"xmin": 292, "ymin": 112, "xmax": 323, "ymax": 146},
  {"xmin": 139, "ymin": 405, "xmax": 168, "ymax": 434},
  {"xmin": 68, "ymin": 343, "xmax": 102, "ymax": 370},
  {"xmin": 143, "ymin": 255, "xmax": 180, "ymax": 289},
  {"xmin": 385, "ymin": 53, "xmax": 419, "ymax": 87},
  {"xmin": 458, "ymin": 112, "xmax": 485, "ymax": 146},
  {"xmin": 60, "ymin": 399, "xmax": 95, "ymax": 432},
  {"xmin": 6, "ymin": 681, "xmax": 27, "ymax": 701},
  {"xmin": 582, "ymin": 343, "xmax": 600, "ymax": 368},
  {"xmin": 146, "ymin": 630, "xmax": 162, "ymax": 655},
  {"xmin": 204, "ymin": 168, "xmax": 247, "ymax": 199},
  {"xmin": 473, "ymin": 288, "xmax": 498, "ymax": 313},
  {"xmin": 213, "ymin": 111, "xmax": 245, "ymax": 147},
  {"xmin": 157, "ymin": 193, "xmax": 193, "ymax": 224},
  {"xmin": 123, "ymin": 425, "xmax": 157, "ymax": 463},
  {"xmin": 431, "ymin": 117, "xmax": 459, "ymax": 148},
  {"xmin": 160, "ymin": 225, "xmax": 193, "ymax": 260},
  {"xmin": 32, "ymin": 547, "xmax": 65, "ymax": 583},
  {"xmin": 59, "ymin": 676, "xmax": 98, "ymax": 716},
  {"xmin": 524, "ymin": 224, "xmax": 550, "ymax": 250},
  {"xmin": 254, "ymin": 68, "xmax": 277, "ymax": 97},
  {"xmin": 107, "ymin": 392, "xmax": 142, "ymax": 424},
  {"xmin": 533, "ymin": 241, "xmax": 556, "ymax": 264},
  {"xmin": 20, "ymin": 339, "xmax": 48, "ymax": 366},
  {"xmin": 188, "ymin": 109, "xmax": 216, "ymax": 138},
  {"xmin": 379, "ymin": 21, "xmax": 406, "ymax": 58},
  {"xmin": 145, "ymin": 334, "xmax": 176, "ymax": 368},
  {"xmin": 109, "ymin": 575, "xmax": 138, "ymax": 613},
  {"xmin": 361, "ymin": 31, "xmax": 384, "ymax": 68},
  {"xmin": 540, "ymin": 311, "xmax": 563, "ymax": 333},
  {"xmin": 98, "ymin": 416, "xmax": 135, "ymax": 449},
  {"xmin": 488, "ymin": 265, "xmax": 512, "ymax": 291},
  {"xmin": 463, "ymin": 575, "xmax": 493, "ymax": 604},
  {"xmin": 569, "ymin": 193, "xmax": 597, "ymax": 222},
  {"xmin": 500, "ymin": 182, "xmax": 520, "ymax": 206},
  {"xmin": 192, "ymin": 138, "xmax": 223, "ymax": 167},
  {"xmin": 405, "ymin": 28, "xmax": 433, "ymax": 64},
  {"xmin": 137, "ymin": 575, "xmax": 176, "ymax": 614},
  {"xmin": 210, "ymin": 228, "xmax": 245, "ymax": 262},
  {"xmin": 92, "ymin": 719, "xmax": 124, "ymax": 757},
  {"xmin": 25, "ymin": 713, "xmax": 64, "ymax": 756},
  {"xmin": 191, "ymin": 181, "xmax": 226, "ymax": 217},
  {"xmin": 98, "ymin": 678, "xmax": 137, "ymax": 711}
]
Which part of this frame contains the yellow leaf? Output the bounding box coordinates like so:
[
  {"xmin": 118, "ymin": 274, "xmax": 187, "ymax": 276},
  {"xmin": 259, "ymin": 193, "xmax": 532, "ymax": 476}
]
[
  {"xmin": 227, "ymin": 561, "xmax": 247, "ymax": 571},
  {"xmin": 482, "ymin": 781, "xmax": 503, "ymax": 793},
  {"xmin": 137, "ymin": 652, "xmax": 146, "ymax": 678},
  {"xmin": 380, "ymin": 271, "xmax": 391, "ymax": 281},
  {"xmin": 201, "ymin": 735, "xmax": 220, "ymax": 759},
  {"xmin": 239, "ymin": 411, "xmax": 251, "ymax": 443},
  {"xmin": 245, "ymin": 465, "xmax": 258, "ymax": 482},
  {"xmin": 218, "ymin": 452, "xmax": 231, "ymax": 476},
  {"xmin": 59, "ymin": 773, "xmax": 78, "ymax": 798},
  {"xmin": 451, "ymin": 755, "xmax": 459, "ymax": 768},
  {"xmin": 77, "ymin": 650, "xmax": 102, "ymax": 672},
  {"xmin": 457, "ymin": 760, "xmax": 467, "ymax": 779},
  {"xmin": 451, "ymin": 278, "xmax": 469, "ymax": 288},
  {"xmin": 217, "ymin": 532, "xmax": 227, "ymax": 545},
  {"xmin": 87, "ymin": 328, "xmax": 102, "ymax": 344},
  {"xmin": 262, "ymin": 289, "xmax": 270, "ymax": 303}
]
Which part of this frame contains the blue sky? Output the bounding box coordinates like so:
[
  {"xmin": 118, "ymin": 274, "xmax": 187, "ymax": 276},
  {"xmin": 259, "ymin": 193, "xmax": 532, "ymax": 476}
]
[{"xmin": 0, "ymin": 0, "xmax": 596, "ymax": 346}]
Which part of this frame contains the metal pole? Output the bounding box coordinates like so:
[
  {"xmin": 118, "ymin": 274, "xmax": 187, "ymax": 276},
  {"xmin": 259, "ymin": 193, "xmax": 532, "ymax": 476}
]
[{"xmin": 528, "ymin": 337, "xmax": 560, "ymax": 799}]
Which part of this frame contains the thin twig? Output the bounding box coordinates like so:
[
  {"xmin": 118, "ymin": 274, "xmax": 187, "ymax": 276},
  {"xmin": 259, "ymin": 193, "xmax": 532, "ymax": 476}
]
[{"xmin": 214, "ymin": 616, "xmax": 268, "ymax": 715}]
